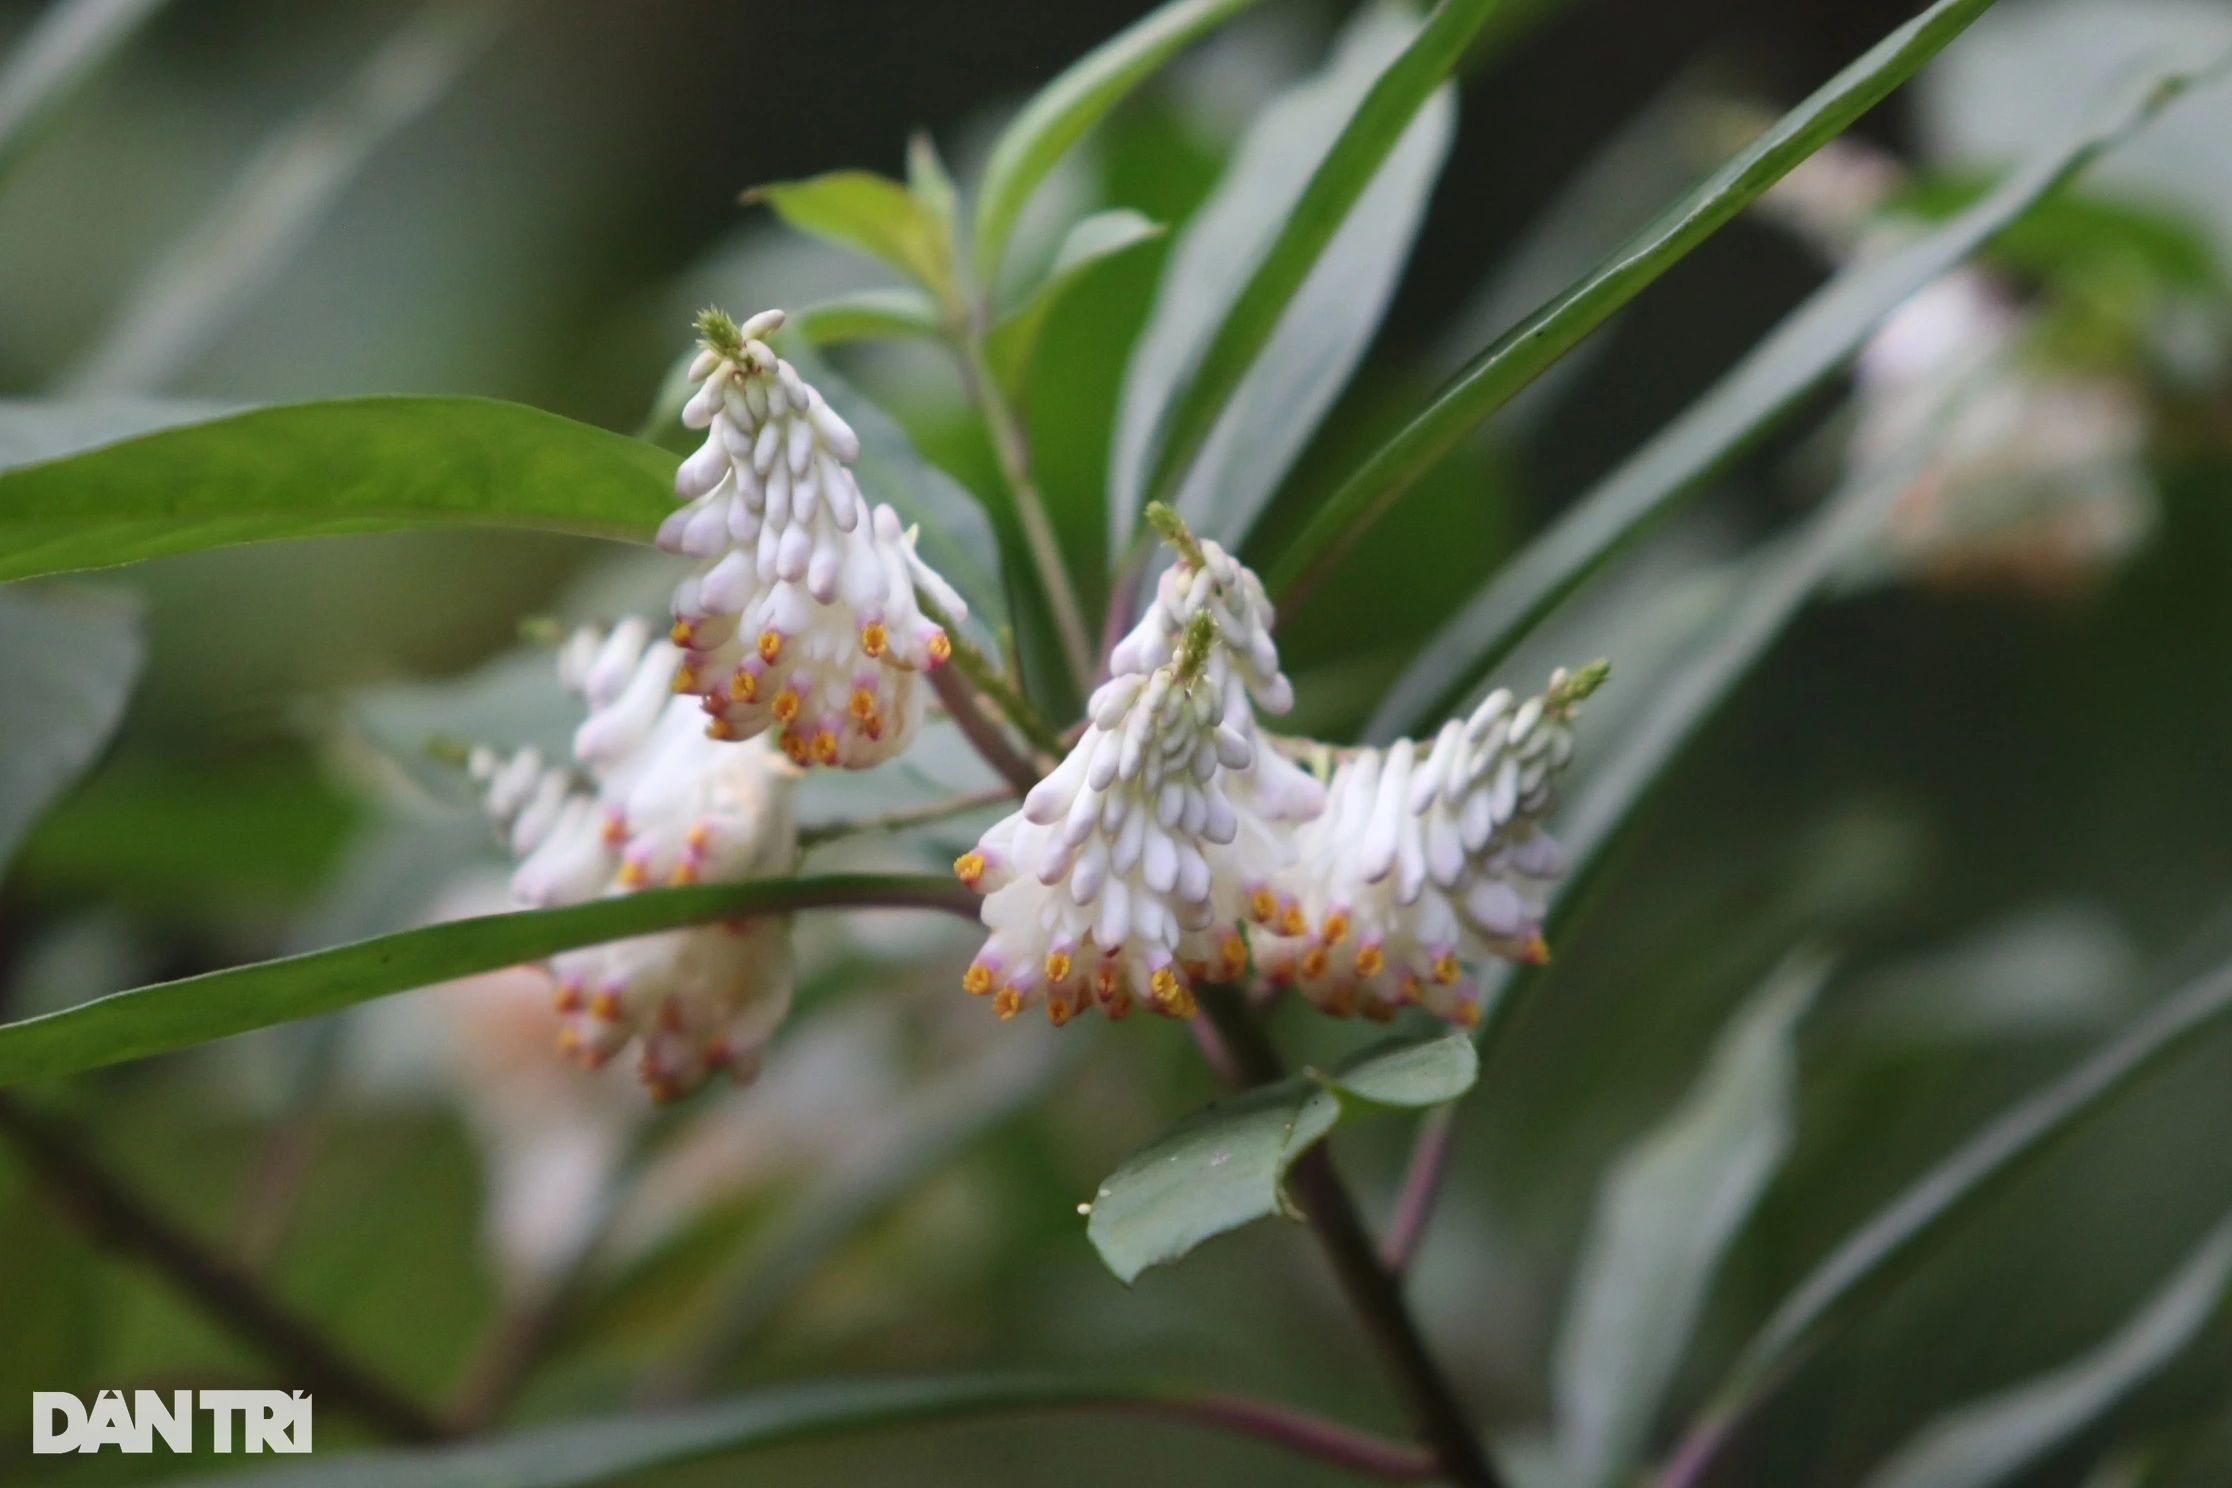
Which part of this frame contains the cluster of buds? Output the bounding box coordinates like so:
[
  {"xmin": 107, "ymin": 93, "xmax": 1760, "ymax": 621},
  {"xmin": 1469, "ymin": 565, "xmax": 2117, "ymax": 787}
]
[
  {"xmin": 472, "ymin": 618, "xmax": 800, "ymax": 1099},
  {"xmin": 662, "ymin": 308, "xmax": 966, "ymax": 768},
  {"xmin": 956, "ymin": 515, "xmax": 1322, "ymax": 1026},
  {"xmin": 1252, "ymin": 664, "xmax": 1604, "ymax": 1026}
]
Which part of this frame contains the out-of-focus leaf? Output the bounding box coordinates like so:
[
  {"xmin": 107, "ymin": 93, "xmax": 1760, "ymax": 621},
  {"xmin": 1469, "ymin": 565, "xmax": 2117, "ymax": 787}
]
[
  {"xmin": 1552, "ymin": 954, "xmax": 1825, "ymax": 1488},
  {"xmin": 1087, "ymin": 1025, "xmax": 1477, "ymax": 1283},
  {"xmin": 1111, "ymin": 2, "xmax": 1437, "ymax": 553},
  {"xmin": 60, "ymin": 0, "xmax": 518, "ymax": 394},
  {"xmin": 1694, "ymin": 955, "xmax": 2232, "ymax": 1453},
  {"xmin": 0, "ymin": 588, "xmax": 141, "ymax": 871},
  {"xmin": 746, "ymin": 171, "xmax": 960, "ymax": 308},
  {"xmin": 790, "ymin": 287, "xmax": 948, "ymax": 346},
  {"xmin": 0, "ymin": 396, "xmax": 675, "ymax": 587},
  {"xmin": 185, "ymin": 1372, "xmax": 1416, "ymax": 1488},
  {"xmin": 0, "ymin": 0, "xmax": 174, "ymax": 184},
  {"xmin": 0, "ymin": 874, "xmax": 975, "ymax": 1089},
  {"xmin": 1857, "ymin": 1217, "xmax": 2232, "ymax": 1488},
  {"xmin": 968, "ymin": 0, "xmax": 1269, "ymax": 281},
  {"xmin": 986, "ymin": 209, "xmax": 1166, "ymax": 400},
  {"xmin": 1267, "ymin": 0, "xmax": 2012, "ymax": 612},
  {"xmin": 1842, "ymin": 902, "xmax": 2140, "ymax": 1049},
  {"xmin": 777, "ymin": 339, "xmax": 1009, "ymax": 633},
  {"xmin": 1368, "ymin": 55, "xmax": 2208, "ymax": 739},
  {"xmin": 1134, "ymin": 0, "xmax": 1486, "ymax": 521}
]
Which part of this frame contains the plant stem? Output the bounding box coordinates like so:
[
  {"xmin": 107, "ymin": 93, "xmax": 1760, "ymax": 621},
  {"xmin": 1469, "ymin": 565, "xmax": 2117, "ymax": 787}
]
[
  {"xmin": 0, "ymin": 1091, "xmax": 450, "ymax": 1442},
  {"xmin": 1382, "ymin": 1106, "xmax": 1458, "ymax": 1273},
  {"xmin": 798, "ymin": 785, "xmax": 1020, "ymax": 850},
  {"xmin": 930, "ymin": 662, "xmax": 1045, "ymax": 796},
  {"xmin": 917, "ymin": 589, "xmax": 1067, "ymax": 759},
  {"xmin": 954, "ymin": 336, "xmax": 1096, "ymax": 690},
  {"xmin": 1196, "ymin": 987, "xmax": 1504, "ymax": 1488}
]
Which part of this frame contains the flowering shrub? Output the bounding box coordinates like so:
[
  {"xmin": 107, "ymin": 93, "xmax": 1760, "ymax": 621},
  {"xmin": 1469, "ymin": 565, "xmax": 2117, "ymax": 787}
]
[{"xmin": 3, "ymin": 1, "xmax": 2232, "ymax": 1487}]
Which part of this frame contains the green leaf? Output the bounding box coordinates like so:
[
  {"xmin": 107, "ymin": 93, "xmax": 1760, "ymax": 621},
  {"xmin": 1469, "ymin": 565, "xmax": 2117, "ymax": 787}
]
[
  {"xmin": 969, "ymin": 0, "xmax": 1270, "ymax": 282},
  {"xmin": 1110, "ymin": 2, "xmax": 1456, "ymax": 552},
  {"xmin": 1138, "ymin": 0, "xmax": 1494, "ymax": 516},
  {"xmin": 986, "ymin": 209, "xmax": 1166, "ymax": 400},
  {"xmin": 0, "ymin": 588, "xmax": 142, "ymax": 871},
  {"xmin": 1698, "ymin": 954, "xmax": 2232, "ymax": 1450},
  {"xmin": 1264, "ymin": 0, "xmax": 2011, "ymax": 610},
  {"xmin": 776, "ymin": 338, "xmax": 1009, "ymax": 632},
  {"xmin": 1087, "ymin": 1025, "xmax": 1477, "ymax": 1282},
  {"xmin": 0, "ymin": 0, "xmax": 176, "ymax": 186},
  {"xmin": 1317, "ymin": 1025, "xmax": 1478, "ymax": 1111},
  {"xmin": 747, "ymin": 171, "xmax": 961, "ymax": 310},
  {"xmin": 1087, "ymin": 1080, "xmax": 1340, "ymax": 1286},
  {"xmin": 1552, "ymin": 954, "xmax": 1825, "ymax": 1488},
  {"xmin": 1366, "ymin": 54, "xmax": 2208, "ymax": 739},
  {"xmin": 1856, "ymin": 1217, "xmax": 2232, "ymax": 1488},
  {"xmin": 0, "ymin": 874, "xmax": 975, "ymax": 1089},
  {"xmin": 789, "ymin": 287, "xmax": 948, "ymax": 347},
  {"xmin": 0, "ymin": 395, "xmax": 676, "ymax": 587}
]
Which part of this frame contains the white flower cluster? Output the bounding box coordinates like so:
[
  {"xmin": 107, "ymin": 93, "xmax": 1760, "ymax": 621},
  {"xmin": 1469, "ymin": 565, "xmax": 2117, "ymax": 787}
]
[
  {"xmin": 662, "ymin": 308, "xmax": 966, "ymax": 769},
  {"xmin": 472, "ymin": 618, "xmax": 799, "ymax": 1099},
  {"xmin": 957, "ymin": 533, "xmax": 1322, "ymax": 1025},
  {"xmin": 1251, "ymin": 665, "xmax": 1602, "ymax": 1027}
]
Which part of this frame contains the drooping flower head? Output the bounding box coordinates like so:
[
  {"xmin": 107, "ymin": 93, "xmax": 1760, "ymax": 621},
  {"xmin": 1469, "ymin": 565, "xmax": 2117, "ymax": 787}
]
[
  {"xmin": 956, "ymin": 509, "xmax": 1320, "ymax": 1025},
  {"xmin": 1252, "ymin": 662, "xmax": 1606, "ymax": 1027},
  {"xmin": 473, "ymin": 619, "xmax": 800, "ymax": 1099},
  {"xmin": 662, "ymin": 308, "xmax": 966, "ymax": 768}
]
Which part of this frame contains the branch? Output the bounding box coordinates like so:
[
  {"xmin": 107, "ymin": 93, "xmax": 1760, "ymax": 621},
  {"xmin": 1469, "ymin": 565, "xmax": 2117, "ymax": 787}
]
[
  {"xmin": 0, "ymin": 1091, "xmax": 450, "ymax": 1443},
  {"xmin": 798, "ymin": 785, "xmax": 1018, "ymax": 850},
  {"xmin": 918, "ymin": 589, "xmax": 1067, "ymax": 759},
  {"xmin": 1381, "ymin": 1106, "xmax": 1459, "ymax": 1274},
  {"xmin": 1195, "ymin": 987, "xmax": 1505, "ymax": 1488},
  {"xmin": 931, "ymin": 662, "xmax": 1045, "ymax": 796}
]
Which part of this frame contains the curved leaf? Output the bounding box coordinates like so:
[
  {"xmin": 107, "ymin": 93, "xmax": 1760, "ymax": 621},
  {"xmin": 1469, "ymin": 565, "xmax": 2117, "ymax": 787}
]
[
  {"xmin": 1088, "ymin": 1025, "xmax": 1477, "ymax": 1283},
  {"xmin": 1697, "ymin": 955, "xmax": 2232, "ymax": 1450},
  {"xmin": 0, "ymin": 0, "xmax": 175, "ymax": 185},
  {"xmin": 0, "ymin": 874, "xmax": 976, "ymax": 1089},
  {"xmin": 1138, "ymin": 0, "xmax": 1494, "ymax": 515},
  {"xmin": 184, "ymin": 1373, "xmax": 1431, "ymax": 1488},
  {"xmin": 1553, "ymin": 955, "xmax": 1824, "ymax": 1488},
  {"xmin": 791, "ymin": 287, "xmax": 948, "ymax": 346},
  {"xmin": 1367, "ymin": 55, "xmax": 2208, "ymax": 739},
  {"xmin": 969, "ymin": 0, "xmax": 1269, "ymax": 282},
  {"xmin": 1265, "ymin": 0, "xmax": 2010, "ymax": 610},
  {"xmin": 0, "ymin": 588, "xmax": 142, "ymax": 870},
  {"xmin": 987, "ymin": 209, "xmax": 1166, "ymax": 399},
  {"xmin": 0, "ymin": 395, "xmax": 677, "ymax": 586},
  {"xmin": 1858, "ymin": 1217, "xmax": 2232, "ymax": 1488},
  {"xmin": 746, "ymin": 170, "xmax": 960, "ymax": 308}
]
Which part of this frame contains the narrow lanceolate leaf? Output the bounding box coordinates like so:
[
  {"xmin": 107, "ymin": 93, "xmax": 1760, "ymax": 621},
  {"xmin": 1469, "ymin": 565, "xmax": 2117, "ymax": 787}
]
[
  {"xmin": 1857, "ymin": 1217, "xmax": 2232, "ymax": 1488},
  {"xmin": 986, "ymin": 209, "xmax": 1166, "ymax": 400},
  {"xmin": 790, "ymin": 287, "xmax": 948, "ymax": 347},
  {"xmin": 0, "ymin": 875, "xmax": 976, "ymax": 1089},
  {"xmin": 969, "ymin": 0, "xmax": 1269, "ymax": 281},
  {"xmin": 747, "ymin": 171, "xmax": 962, "ymax": 310},
  {"xmin": 1088, "ymin": 1027, "xmax": 1478, "ymax": 1283},
  {"xmin": 0, "ymin": 589, "xmax": 142, "ymax": 870},
  {"xmin": 1553, "ymin": 956, "xmax": 1825, "ymax": 1488},
  {"xmin": 1367, "ymin": 54, "xmax": 2209, "ymax": 740},
  {"xmin": 61, "ymin": 0, "xmax": 518, "ymax": 394},
  {"xmin": 1138, "ymin": 0, "xmax": 1497, "ymax": 516},
  {"xmin": 0, "ymin": 395, "xmax": 676, "ymax": 586},
  {"xmin": 0, "ymin": 0, "xmax": 175, "ymax": 184},
  {"xmin": 1266, "ymin": 0, "xmax": 2010, "ymax": 611},
  {"xmin": 1698, "ymin": 956, "xmax": 2232, "ymax": 1447},
  {"xmin": 185, "ymin": 1374, "xmax": 1433, "ymax": 1488}
]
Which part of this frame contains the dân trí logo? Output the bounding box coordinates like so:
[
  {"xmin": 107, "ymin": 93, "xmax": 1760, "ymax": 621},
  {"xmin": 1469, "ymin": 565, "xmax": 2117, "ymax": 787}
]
[{"xmin": 32, "ymin": 1390, "xmax": 313, "ymax": 1454}]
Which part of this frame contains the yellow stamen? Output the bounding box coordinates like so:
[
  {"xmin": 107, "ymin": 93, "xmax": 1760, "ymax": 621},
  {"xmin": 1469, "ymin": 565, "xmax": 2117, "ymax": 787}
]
[
  {"xmin": 993, "ymin": 986, "xmax": 1023, "ymax": 1020},
  {"xmin": 671, "ymin": 665, "xmax": 699, "ymax": 694},
  {"xmin": 1354, "ymin": 944, "xmax": 1385, "ymax": 978},
  {"xmin": 1300, "ymin": 945, "xmax": 1329, "ymax": 979},
  {"xmin": 552, "ymin": 984, "xmax": 583, "ymax": 1013},
  {"xmin": 1278, "ymin": 904, "xmax": 1306, "ymax": 937},
  {"xmin": 1046, "ymin": 997, "xmax": 1072, "ymax": 1027},
  {"xmin": 926, "ymin": 630, "xmax": 951, "ymax": 665},
  {"xmin": 1432, "ymin": 954, "xmax": 1461, "ymax": 985},
  {"xmin": 587, "ymin": 991, "xmax": 622, "ymax": 1021},
  {"xmin": 668, "ymin": 862, "xmax": 698, "ymax": 886},
  {"xmin": 860, "ymin": 621, "xmax": 887, "ymax": 659},
  {"xmin": 771, "ymin": 688, "xmax": 800, "ymax": 723},
  {"xmin": 962, "ymin": 963, "xmax": 994, "ymax": 996},
  {"xmin": 706, "ymin": 716, "xmax": 737, "ymax": 741},
  {"xmin": 1322, "ymin": 911, "xmax": 1351, "ymax": 945},
  {"xmin": 1044, "ymin": 949, "xmax": 1073, "ymax": 983},
  {"xmin": 728, "ymin": 669, "xmax": 758, "ymax": 702},
  {"xmin": 810, "ymin": 729, "xmax": 838, "ymax": 764},
  {"xmin": 685, "ymin": 822, "xmax": 711, "ymax": 852},
  {"xmin": 617, "ymin": 859, "xmax": 648, "ymax": 888},
  {"xmin": 757, "ymin": 629, "xmax": 783, "ymax": 664},
  {"xmin": 1454, "ymin": 1001, "xmax": 1482, "ymax": 1028},
  {"xmin": 1248, "ymin": 887, "xmax": 1277, "ymax": 922},
  {"xmin": 670, "ymin": 619, "xmax": 695, "ymax": 647},
  {"xmin": 1519, "ymin": 935, "xmax": 1552, "ymax": 966},
  {"xmin": 954, "ymin": 851, "xmax": 986, "ymax": 887},
  {"xmin": 1220, "ymin": 932, "xmax": 1248, "ymax": 977}
]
